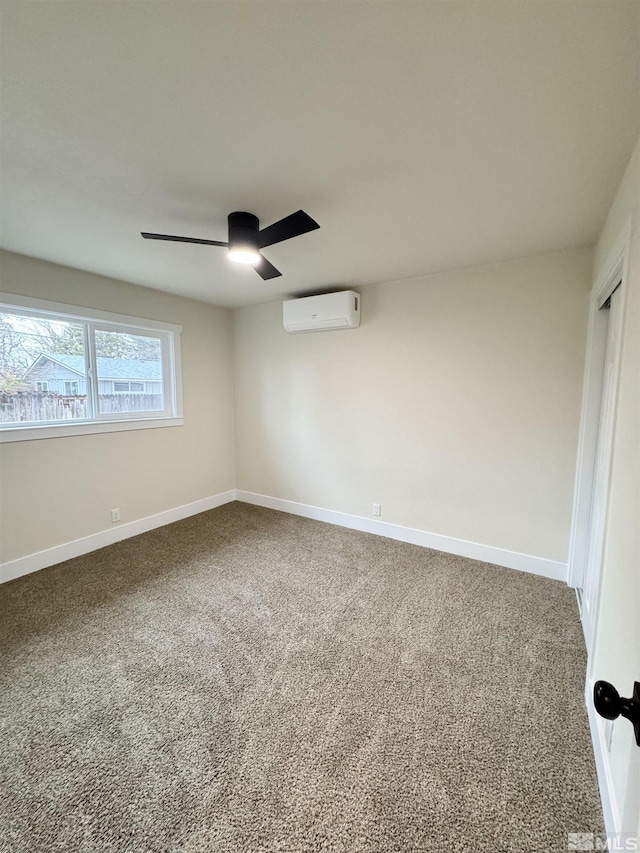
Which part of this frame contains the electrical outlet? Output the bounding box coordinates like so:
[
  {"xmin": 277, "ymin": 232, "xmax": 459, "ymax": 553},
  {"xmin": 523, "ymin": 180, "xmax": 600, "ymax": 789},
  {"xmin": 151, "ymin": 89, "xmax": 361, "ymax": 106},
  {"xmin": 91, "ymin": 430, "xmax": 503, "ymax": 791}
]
[
  {"xmin": 111, "ymin": 508, "xmax": 121, "ymax": 523},
  {"xmin": 372, "ymin": 503, "xmax": 381, "ymax": 517}
]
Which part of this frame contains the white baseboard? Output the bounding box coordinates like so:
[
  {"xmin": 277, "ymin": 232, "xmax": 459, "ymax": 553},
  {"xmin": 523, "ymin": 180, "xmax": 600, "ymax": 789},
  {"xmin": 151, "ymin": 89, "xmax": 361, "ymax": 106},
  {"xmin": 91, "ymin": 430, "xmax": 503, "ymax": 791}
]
[
  {"xmin": 235, "ymin": 490, "xmax": 567, "ymax": 581},
  {"xmin": 0, "ymin": 490, "xmax": 236, "ymax": 584},
  {"xmin": 1, "ymin": 488, "xmax": 567, "ymax": 585},
  {"xmin": 585, "ymin": 679, "xmax": 620, "ymax": 838}
]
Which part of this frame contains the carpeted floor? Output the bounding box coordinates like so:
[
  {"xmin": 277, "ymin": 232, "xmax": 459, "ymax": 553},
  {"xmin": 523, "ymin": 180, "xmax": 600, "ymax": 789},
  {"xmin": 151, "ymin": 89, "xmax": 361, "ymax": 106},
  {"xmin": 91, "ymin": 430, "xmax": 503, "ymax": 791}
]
[{"xmin": 0, "ymin": 502, "xmax": 602, "ymax": 852}]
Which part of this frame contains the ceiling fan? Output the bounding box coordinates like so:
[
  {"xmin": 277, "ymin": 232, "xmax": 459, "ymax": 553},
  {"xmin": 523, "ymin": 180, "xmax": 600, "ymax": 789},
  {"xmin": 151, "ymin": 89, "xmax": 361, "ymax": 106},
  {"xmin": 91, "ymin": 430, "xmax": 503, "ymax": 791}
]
[{"xmin": 141, "ymin": 210, "xmax": 320, "ymax": 280}]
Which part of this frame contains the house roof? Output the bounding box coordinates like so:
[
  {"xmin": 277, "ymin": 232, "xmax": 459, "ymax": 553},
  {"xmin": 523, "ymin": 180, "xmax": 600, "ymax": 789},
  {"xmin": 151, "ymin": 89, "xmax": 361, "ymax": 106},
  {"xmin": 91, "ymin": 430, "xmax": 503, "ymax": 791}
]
[{"xmin": 25, "ymin": 353, "xmax": 162, "ymax": 381}]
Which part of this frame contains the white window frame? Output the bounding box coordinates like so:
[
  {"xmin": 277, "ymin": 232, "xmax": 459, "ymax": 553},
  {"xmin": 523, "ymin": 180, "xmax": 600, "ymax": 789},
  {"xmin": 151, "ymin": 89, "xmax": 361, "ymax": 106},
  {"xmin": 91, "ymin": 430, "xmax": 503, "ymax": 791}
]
[
  {"xmin": 90, "ymin": 321, "xmax": 171, "ymax": 420},
  {"xmin": 0, "ymin": 293, "xmax": 183, "ymax": 442}
]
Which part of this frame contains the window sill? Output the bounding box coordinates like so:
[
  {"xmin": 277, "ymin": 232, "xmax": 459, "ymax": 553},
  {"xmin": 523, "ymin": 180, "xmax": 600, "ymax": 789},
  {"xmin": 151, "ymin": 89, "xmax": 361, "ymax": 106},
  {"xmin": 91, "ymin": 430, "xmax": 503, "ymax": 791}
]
[{"xmin": 0, "ymin": 416, "xmax": 184, "ymax": 443}]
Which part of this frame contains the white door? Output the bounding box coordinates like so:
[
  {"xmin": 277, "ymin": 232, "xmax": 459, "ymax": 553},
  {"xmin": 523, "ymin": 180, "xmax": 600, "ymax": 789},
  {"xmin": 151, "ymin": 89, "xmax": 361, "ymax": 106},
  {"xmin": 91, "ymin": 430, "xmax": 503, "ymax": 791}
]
[
  {"xmin": 570, "ymin": 226, "xmax": 637, "ymax": 838},
  {"xmin": 580, "ymin": 284, "xmax": 621, "ymax": 651}
]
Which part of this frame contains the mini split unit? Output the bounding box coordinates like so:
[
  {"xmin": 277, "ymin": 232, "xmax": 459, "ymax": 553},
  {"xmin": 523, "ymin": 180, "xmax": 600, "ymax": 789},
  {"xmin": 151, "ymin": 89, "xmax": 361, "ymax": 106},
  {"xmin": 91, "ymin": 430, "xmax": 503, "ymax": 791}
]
[{"xmin": 282, "ymin": 291, "xmax": 361, "ymax": 334}]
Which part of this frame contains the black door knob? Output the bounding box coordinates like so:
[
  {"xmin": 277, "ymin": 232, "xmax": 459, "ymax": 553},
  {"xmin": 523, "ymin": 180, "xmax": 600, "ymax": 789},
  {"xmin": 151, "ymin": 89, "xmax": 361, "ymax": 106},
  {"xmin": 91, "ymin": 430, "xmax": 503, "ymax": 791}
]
[{"xmin": 593, "ymin": 680, "xmax": 640, "ymax": 747}]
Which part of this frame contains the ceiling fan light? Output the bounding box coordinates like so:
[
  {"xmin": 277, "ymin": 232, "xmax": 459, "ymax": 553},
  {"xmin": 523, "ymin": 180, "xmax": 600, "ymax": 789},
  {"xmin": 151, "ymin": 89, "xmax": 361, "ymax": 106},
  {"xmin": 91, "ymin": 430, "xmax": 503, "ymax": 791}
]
[
  {"xmin": 228, "ymin": 245, "xmax": 260, "ymax": 265},
  {"xmin": 141, "ymin": 209, "xmax": 318, "ymax": 281}
]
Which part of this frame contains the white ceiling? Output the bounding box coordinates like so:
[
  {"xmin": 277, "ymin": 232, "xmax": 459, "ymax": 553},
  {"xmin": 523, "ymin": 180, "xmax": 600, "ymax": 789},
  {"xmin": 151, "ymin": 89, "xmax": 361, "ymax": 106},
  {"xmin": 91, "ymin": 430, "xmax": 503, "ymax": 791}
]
[{"xmin": 1, "ymin": 1, "xmax": 638, "ymax": 309}]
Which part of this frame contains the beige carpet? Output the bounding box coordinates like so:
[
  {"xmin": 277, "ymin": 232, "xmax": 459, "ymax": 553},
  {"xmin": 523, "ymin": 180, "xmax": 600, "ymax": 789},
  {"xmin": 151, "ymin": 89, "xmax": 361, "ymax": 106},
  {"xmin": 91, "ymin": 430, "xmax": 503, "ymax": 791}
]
[{"xmin": 0, "ymin": 502, "xmax": 602, "ymax": 852}]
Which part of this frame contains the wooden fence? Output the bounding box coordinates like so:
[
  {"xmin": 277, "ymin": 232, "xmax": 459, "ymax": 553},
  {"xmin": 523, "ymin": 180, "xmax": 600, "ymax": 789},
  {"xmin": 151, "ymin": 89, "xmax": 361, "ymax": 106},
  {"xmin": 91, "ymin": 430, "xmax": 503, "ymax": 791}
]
[{"xmin": 0, "ymin": 392, "xmax": 163, "ymax": 423}]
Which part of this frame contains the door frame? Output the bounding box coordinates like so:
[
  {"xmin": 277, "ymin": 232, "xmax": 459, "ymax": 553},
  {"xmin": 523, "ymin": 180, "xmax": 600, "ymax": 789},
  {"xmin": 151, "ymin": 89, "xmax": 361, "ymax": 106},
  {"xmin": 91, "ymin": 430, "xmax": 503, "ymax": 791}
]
[{"xmin": 567, "ymin": 221, "xmax": 630, "ymax": 639}]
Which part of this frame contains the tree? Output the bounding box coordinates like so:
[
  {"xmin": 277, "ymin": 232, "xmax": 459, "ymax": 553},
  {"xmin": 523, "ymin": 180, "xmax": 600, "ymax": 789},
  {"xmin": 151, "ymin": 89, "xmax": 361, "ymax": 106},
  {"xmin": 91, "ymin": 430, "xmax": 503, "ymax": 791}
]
[
  {"xmin": 43, "ymin": 324, "xmax": 84, "ymax": 356},
  {"xmin": 0, "ymin": 374, "xmax": 32, "ymax": 393},
  {"xmin": 95, "ymin": 331, "xmax": 160, "ymax": 361},
  {"xmin": 0, "ymin": 317, "xmax": 31, "ymax": 390},
  {"xmin": 0, "ymin": 314, "xmax": 86, "ymax": 392}
]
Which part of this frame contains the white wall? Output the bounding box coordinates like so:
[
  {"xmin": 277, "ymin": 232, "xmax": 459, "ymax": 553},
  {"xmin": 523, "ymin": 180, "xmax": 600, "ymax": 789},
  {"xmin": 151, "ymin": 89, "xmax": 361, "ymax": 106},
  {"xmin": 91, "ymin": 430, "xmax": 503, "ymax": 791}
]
[
  {"xmin": 234, "ymin": 248, "xmax": 592, "ymax": 564},
  {"xmin": 0, "ymin": 246, "xmax": 596, "ymax": 574},
  {"xmin": 0, "ymin": 250, "xmax": 235, "ymax": 565},
  {"xmin": 590, "ymin": 138, "xmax": 640, "ymax": 836}
]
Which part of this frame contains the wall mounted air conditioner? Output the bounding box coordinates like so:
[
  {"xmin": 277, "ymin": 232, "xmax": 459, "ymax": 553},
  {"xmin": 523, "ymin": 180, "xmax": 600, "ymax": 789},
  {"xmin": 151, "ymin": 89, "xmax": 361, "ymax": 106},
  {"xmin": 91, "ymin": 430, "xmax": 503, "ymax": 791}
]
[{"xmin": 283, "ymin": 291, "xmax": 361, "ymax": 334}]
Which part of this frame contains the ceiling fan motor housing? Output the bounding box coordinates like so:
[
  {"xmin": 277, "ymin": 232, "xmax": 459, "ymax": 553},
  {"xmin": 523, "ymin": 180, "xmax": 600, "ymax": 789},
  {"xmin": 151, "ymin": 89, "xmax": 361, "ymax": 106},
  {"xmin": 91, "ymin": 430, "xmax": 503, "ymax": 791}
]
[
  {"xmin": 142, "ymin": 208, "xmax": 319, "ymax": 280},
  {"xmin": 228, "ymin": 211, "xmax": 259, "ymax": 252}
]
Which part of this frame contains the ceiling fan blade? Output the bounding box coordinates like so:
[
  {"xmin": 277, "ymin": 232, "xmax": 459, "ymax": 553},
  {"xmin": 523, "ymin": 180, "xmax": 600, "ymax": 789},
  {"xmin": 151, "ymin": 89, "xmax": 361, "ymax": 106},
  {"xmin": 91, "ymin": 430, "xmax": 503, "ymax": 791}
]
[
  {"xmin": 255, "ymin": 255, "xmax": 282, "ymax": 280},
  {"xmin": 258, "ymin": 210, "xmax": 320, "ymax": 249},
  {"xmin": 141, "ymin": 232, "xmax": 228, "ymax": 247}
]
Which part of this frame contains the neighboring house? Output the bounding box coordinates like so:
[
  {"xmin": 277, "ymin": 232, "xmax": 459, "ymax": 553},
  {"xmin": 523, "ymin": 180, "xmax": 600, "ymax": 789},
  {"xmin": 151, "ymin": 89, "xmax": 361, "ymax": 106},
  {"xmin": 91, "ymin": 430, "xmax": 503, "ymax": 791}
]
[{"xmin": 23, "ymin": 354, "xmax": 162, "ymax": 396}]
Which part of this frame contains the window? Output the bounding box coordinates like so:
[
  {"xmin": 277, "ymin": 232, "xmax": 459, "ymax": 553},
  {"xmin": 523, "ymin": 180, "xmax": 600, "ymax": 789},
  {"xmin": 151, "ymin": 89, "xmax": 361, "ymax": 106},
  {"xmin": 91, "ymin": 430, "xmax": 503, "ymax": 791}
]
[
  {"xmin": 113, "ymin": 381, "xmax": 147, "ymax": 393},
  {"xmin": 0, "ymin": 295, "xmax": 182, "ymax": 442}
]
